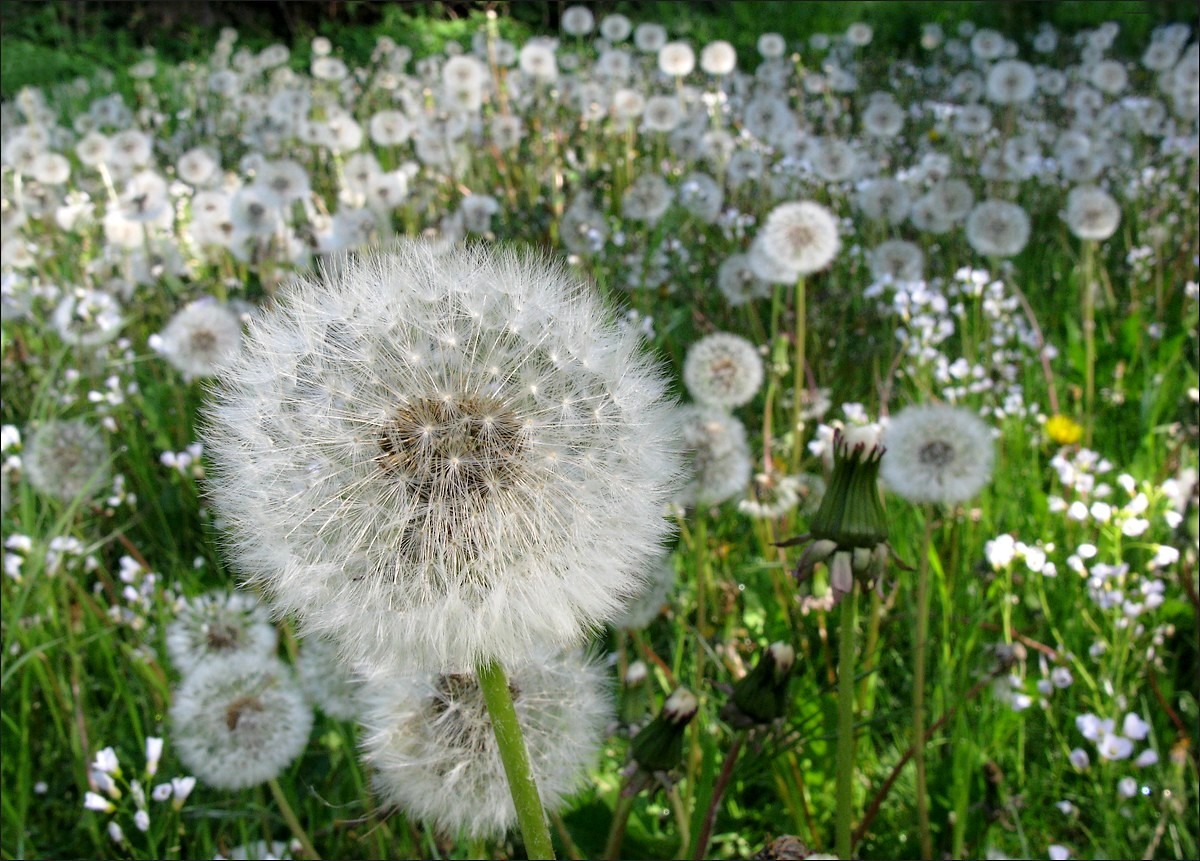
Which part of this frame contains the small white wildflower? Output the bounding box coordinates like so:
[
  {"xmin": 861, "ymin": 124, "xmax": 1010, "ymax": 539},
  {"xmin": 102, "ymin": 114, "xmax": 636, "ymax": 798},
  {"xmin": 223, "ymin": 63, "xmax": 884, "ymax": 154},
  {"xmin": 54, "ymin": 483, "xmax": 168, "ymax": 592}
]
[
  {"xmin": 1098, "ymin": 732, "xmax": 1134, "ymax": 761},
  {"xmin": 145, "ymin": 736, "xmax": 163, "ymax": 777},
  {"xmin": 170, "ymin": 776, "xmax": 196, "ymax": 809},
  {"xmin": 986, "ymin": 534, "xmax": 1016, "ymax": 568},
  {"xmin": 85, "ymin": 791, "xmax": 116, "ymax": 813},
  {"xmin": 93, "ymin": 747, "xmax": 120, "ymax": 776},
  {"xmin": 1121, "ymin": 517, "xmax": 1149, "ymax": 537},
  {"xmin": 1122, "ymin": 712, "xmax": 1150, "ymax": 740}
]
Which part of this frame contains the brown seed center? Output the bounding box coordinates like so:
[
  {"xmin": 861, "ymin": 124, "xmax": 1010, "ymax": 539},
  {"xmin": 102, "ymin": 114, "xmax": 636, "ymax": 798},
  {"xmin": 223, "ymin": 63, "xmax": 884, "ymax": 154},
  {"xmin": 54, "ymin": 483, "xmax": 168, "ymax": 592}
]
[{"xmin": 377, "ymin": 396, "xmax": 525, "ymax": 501}]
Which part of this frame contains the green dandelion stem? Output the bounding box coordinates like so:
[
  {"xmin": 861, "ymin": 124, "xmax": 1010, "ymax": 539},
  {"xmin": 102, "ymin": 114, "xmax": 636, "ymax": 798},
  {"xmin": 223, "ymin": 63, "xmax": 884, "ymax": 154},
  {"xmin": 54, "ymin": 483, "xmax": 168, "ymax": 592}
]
[
  {"xmin": 1082, "ymin": 239, "xmax": 1097, "ymax": 447},
  {"xmin": 790, "ymin": 274, "xmax": 808, "ymax": 470},
  {"xmin": 834, "ymin": 585, "xmax": 859, "ymax": 861},
  {"xmin": 603, "ymin": 787, "xmax": 636, "ymax": 861},
  {"xmin": 267, "ymin": 777, "xmax": 319, "ymax": 860},
  {"xmin": 914, "ymin": 507, "xmax": 935, "ymax": 860},
  {"xmin": 477, "ymin": 658, "xmax": 556, "ymax": 861}
]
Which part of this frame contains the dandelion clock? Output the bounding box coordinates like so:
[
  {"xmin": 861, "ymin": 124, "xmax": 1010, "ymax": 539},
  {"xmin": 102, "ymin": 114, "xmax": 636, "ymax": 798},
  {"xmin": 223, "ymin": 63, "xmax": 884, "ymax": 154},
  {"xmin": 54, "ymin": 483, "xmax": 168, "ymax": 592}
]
[{"xmin": 203, "ymin": 240, "xmax": 682, "ymax": 855}]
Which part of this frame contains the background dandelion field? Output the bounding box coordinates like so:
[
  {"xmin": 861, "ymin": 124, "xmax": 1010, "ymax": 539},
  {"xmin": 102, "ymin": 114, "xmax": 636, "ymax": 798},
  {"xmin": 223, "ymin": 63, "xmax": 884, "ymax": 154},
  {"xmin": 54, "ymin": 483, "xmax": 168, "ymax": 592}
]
[{"xmin": 1, "ymin": 2, "xmax": 1198, "ymax": 860}]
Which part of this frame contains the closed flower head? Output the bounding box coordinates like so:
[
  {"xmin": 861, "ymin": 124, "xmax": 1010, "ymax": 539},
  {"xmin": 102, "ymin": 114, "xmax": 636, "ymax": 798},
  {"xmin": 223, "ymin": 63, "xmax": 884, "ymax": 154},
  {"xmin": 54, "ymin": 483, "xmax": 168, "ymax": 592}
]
[{"xmin": 203, "ymin": 241, "xmax": 681, "ymax": 674}]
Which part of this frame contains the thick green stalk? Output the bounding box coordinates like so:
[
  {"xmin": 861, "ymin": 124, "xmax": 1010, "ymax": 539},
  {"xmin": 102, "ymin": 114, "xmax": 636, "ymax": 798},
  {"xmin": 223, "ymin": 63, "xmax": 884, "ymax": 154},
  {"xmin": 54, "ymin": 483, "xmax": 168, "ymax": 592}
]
[
  {"xmin": 913, "ymin": 508, "xmax": 935, "ymax": 860},
  {"xmin": 790, "ymin": 275, "xmax": 808, "ymax": 470},
  {"xmin": 1082, "ymin": 240, "xmax": 1097, "ymax": 446},
  {"xmin": 603, "ymin": 790, "xmax": 635, "ymax": 861},
  {"xmin": 477, "ymin": 659, "xmax": 556, "ymax": 860},
  {"xmin": 834, "ymin": 586, "xmax": 859, "ymax": 861}
]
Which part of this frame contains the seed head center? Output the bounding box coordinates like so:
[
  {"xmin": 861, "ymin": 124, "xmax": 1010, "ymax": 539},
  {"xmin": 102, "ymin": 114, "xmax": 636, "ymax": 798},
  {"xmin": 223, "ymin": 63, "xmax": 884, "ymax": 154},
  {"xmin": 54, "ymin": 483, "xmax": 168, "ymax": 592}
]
[
  {"xmin": 918, "ymin": 439, "xmax": 956, "ymax": 468},
  {"xmin": 378, "ymin": 396, "xmax": 525, "ymax": 499}
]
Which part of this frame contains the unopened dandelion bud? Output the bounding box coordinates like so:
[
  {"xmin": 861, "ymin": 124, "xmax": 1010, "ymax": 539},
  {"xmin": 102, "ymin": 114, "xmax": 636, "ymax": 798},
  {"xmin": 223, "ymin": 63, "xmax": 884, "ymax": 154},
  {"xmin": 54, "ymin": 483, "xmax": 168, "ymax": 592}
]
[
  {"xmin": 631, "ymin": 688, "xmax": 699, "ymax": 774},
  {"xmin": 723, "ymin": 642, "xmax": 796, "ymax": 727},
  {"xmin": 753, "ymin": 835, "xmax": 832, "ymax": 860},
  {"xmin": 625, "ymin": 660, "xmax": 649, "ymax": 687},
  {"xmin": 621, "ymin": 660, "xmax": 651, "ymax": 725},
  {"xmin": 809, "ymin": 430, "xmax": 888, "ymax": 549}
]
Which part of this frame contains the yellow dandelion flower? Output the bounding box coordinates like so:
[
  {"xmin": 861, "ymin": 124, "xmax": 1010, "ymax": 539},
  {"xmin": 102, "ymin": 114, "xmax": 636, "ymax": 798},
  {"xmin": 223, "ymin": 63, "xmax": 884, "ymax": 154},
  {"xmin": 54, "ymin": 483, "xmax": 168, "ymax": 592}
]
[{"xmin": 1046, "ymin": 414, "xmax": 1084, "ymax": 446}]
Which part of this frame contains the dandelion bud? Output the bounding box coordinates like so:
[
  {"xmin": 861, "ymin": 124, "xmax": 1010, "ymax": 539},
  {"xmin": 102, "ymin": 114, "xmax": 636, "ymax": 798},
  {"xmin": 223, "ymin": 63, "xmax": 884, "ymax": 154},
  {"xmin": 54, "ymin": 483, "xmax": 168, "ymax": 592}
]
[
  {"xmin": 722, "ymin": 642, "xmax": 796, "ymax": 727},
  {"xmin": 630, "ymin": 688, "xmax": 699, "ymax": 774},
  {"xmin": 625, "ymin": 660, "xmax": 649, "ymax": 686},
  {"xmin": 621, "ymin": 660, "xmax": 651, "ymax": 725},
  {"xmin": 753, "ymin": 835, "xmax": 834, "ymax": 860},
  {"xmin": 809, "ymin": 429, "xmax": 888, "ymax": 549}
]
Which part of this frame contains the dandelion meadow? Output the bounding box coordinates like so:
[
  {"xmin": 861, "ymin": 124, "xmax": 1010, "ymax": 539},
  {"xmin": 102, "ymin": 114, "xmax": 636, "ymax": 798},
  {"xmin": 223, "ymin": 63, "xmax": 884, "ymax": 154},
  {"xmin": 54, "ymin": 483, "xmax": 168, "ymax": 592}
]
[{"xmin": 2, "ymin": 3, "xmax": 1198, "ymax": 859}]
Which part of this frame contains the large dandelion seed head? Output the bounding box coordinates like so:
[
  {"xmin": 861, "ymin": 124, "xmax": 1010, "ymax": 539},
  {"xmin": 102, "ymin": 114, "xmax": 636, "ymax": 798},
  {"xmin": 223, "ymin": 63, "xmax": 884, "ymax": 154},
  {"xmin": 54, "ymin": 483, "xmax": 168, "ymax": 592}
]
[
  {"xmin": 154, "ymin": 298, "xmax": 244, "ymax": 381},
  {"xmin": 203, "ymin": 241, "xmax": 681, "ymax": 674},
  {"xmin": 880, "ymin": 404, "xmax": 995, "ymax": 505},
  {"xmin": 166, "ymin": 588, "xmax": 277, "ymax": 675},
  {"xmin": 359, "ymin": 650, "xmax": 609, "ymax": 839},
  {"xmin": 170, "ymin": 654, "xmax": 313, "ymax": 791},
  {"xmin": 24, "ymin": 419, "xmax": 110, "ymax": 503},
  {"xmin": 675, "ymin": 405, "xmax": 752, "ymax": 508},
  {"xmin": 752, "ymin": 201, "xmax": 841, "ymax": 282},
  {"xmin": 683, "ymin": 332, "xmax": 764, "ymax": 409},
  {"xmin": 1064, "ymin": 185, "xmax": 1121, "ymax": 241},
  {"xmin": 965, "ymin": 200, "xmax": 1031, "ymax": 258}
]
